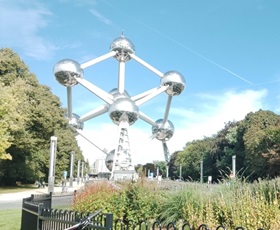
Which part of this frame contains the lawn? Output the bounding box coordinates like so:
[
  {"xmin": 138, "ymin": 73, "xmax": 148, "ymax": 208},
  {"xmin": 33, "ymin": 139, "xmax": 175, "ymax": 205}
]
[{"xmin": 0, "ymin": 209, "xmax": 21, "ymax": 230}]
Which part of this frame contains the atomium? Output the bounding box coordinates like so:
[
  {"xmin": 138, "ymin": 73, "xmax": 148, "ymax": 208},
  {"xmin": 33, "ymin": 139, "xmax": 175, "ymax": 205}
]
[
  {"xmin": 54, "ymin": 59, "xmax": 83, "ymax": 87},
  {"xmin": 105, "ymin": 150, "xmax": 114, "ymax": 171},
  {"xmin": 68, "ymin": 113, "xmax": 84, "ymax": 131},
  {"xmin": 54, "ymin": 34, "xmax": 185, "ymax": 179},
  {"xmin": 110, "ymin": 36, "xmax": 135, "ymax": 62},
  {"xmin": 108, "ymin": 97, "xmax": 139, "ymax": 126},
  {"xmin": 152, "ymin": 119, "xmax": 174, "ymax": 141},
  {"xmin": 161, "ymin": 71, "xmax": 185, "ymax": 96}
]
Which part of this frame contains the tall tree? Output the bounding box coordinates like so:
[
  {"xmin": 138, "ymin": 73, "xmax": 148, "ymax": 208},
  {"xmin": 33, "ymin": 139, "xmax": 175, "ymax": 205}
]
[
  {"xmin": 0, "ymin": 48, "xmax": 84, "ymax": 185},
  {"xmin": 261, "ymin": 127, "xmax": 280, "ymax": 177},
  {"xmin": 240, "ymin": 110, "xmax": 280, "ymax": 179},
  {"xmin": 176, "ymin": 137, "xmax": 214, "ymax": 182}
]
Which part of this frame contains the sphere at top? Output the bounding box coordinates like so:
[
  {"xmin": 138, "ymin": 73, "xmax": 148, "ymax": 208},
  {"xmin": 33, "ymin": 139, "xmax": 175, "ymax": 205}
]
[
  {"xmin": 160, "ymin": 71, "xmax": 185, "ymax": 96},
  {"xmin": 53, "ymin": 59, "xmax": 83, "ymax": 87},
  {"xmin": 108, "ymin": 97, "xmax": 139, "ymax": 126},
  {"xmin": 152, "ymin": 119, "xmax": 174, "ymax": 141},
  {"xmin": 110, "ymin": 36, "xmax": 135, "ymax": 62}
]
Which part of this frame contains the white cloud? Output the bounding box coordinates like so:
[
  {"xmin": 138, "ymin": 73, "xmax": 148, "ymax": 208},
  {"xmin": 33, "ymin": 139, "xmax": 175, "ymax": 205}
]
[
  {"xmin": 76, "ymin": 89, "xmax": 267, "ymax": 166},
  {"xmin": 0, "ymin": 1, "xmax": 57, "ymax": 59},
  {"xmin": 89, "ymin": 9, "xmax": 113, "ymax": 26}
]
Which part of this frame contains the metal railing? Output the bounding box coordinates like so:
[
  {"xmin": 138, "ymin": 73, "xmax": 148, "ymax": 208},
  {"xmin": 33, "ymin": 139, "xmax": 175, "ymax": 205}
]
[{"xmin": 21, "ymin": 193, "xmax": 113, "ymax": 230}]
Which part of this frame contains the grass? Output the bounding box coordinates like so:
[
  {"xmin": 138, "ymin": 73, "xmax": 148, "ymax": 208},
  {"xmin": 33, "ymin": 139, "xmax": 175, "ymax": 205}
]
[
  {"xmin": 0, "ymin": 184, "xmax": 70, "ymax": 229},
  {"xmin": 0, "ymin": 209, "xmax": 21, "ymax": 230}
]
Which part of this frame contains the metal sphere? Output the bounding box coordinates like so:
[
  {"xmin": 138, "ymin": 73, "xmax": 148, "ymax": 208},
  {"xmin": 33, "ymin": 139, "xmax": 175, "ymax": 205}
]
[
  {"xmin": 110, "ymin": 36, "xmax": 135, "ymax": 62},
  {"xmin": 68, "ymin": 113, "xmax": 84, "ymax": 130},
  {"xmin": 160, "ymin": 71, "xmax": 185, "ymax": 96},
  {"xmin": 105, "ymin": 150, "xmax": 115, "ymax": 171},
  {"xmin": 108, "ymin": 97, "xmax": 139, "ymax": 126},
  {"xmin": 53, "ymin": 59, "xmax": 83, "ymax": 87},
  {"xmin": 109, "ymin": 88, "xmax": 130, "ymax": 99},
  {"xmin": 152, "ymin": 119, "xmax": 174, "ymax": 141}
]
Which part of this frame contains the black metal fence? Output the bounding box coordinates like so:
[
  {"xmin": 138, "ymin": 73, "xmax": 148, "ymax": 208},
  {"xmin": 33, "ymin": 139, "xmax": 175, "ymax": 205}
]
[
  {"xmin": 113, "ymin": 219, "xmax": 266, "ymax": 230},
  {"xmin": 21, "ymin": 194, "xmax": 266, "ymax": 230},
  {"xmin": 21, "ymin": 193, "xmax": 113, "ymax": 230}
]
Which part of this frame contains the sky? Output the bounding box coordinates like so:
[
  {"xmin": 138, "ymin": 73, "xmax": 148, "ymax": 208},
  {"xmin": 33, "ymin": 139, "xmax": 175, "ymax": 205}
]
[{"xmin": 1, "ymin": 0, "xmax": 280, "ymax": 165}]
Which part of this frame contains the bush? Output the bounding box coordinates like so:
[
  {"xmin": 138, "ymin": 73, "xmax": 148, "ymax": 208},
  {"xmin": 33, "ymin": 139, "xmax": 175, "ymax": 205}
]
[
  {"xmin": 71, "ymin": 178, "xmax": 162, "ymax": 224},
  {"xmin": 71, "ymin": 178, "xmax": 280, "ymax": 229}
]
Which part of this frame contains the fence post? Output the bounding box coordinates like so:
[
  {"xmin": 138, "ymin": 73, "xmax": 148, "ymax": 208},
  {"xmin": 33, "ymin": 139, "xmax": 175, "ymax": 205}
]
[
  {"xmin": 104, "ymin": 213, "xmax": 113, "ymax": 230},
  {"xmin": 37, "ymin": 204, "xmax": 43, "ymax": 230}
]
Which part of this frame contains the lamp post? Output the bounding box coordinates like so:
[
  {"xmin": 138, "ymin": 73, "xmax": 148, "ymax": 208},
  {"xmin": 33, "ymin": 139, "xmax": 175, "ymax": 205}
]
[
  {"xmin": 77, "ymin": 160, "xmax": 80, "ymax": 185},
  {"xmin": 69, "ymin": 151, "xmax": 75, "ymax": 187},
  {"xmin": 81, "ymin": 162, "xmax": 84, "ymax": 183},
  {"xmin": 200, "ymin": 160, "xmax": 203, "ymax": 183},
  {"xmin": 48, "ymin": 136, "xmax": 57, "ymax": 193},
  {"xmin": 232, "ymin": 155, "xmax": 236, "ymax": 178},
  {"xmin": 156, "ymin": 167, "xmax": 159, "ymax": 177},
  {"xmin": 179, "ymin": 164, "xmax": 182, "ymax": 180},
  {"xmin": 166, "ymin": 165, "xmax": 169, "ymax": 179}
]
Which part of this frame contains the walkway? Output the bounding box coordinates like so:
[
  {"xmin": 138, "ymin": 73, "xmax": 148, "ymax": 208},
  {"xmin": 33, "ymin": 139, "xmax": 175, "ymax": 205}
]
[{"xmin": 0, "ymin": 182, "xmax": 84, "ymax": 202}]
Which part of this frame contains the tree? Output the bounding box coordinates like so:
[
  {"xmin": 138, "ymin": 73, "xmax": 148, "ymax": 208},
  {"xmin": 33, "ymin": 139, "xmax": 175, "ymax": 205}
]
[
  {"xmin": 0, "ymin": 48, "xmax": 84, "ymax": 185},
  {"xmin": 240, "ymin": 110, "xmax": 280, "ymax": 179},
  {"xmin": 0, "ymin": 83, "xmax": 25, "ymax": 160},
  {"xmin": 261, "ymin": 127, "xmax": 280, "ymax": 177},
  {"xmin": 176, "ymin": 137, "xmax": 214, "ymax": 182},
  {"xmin": 168, "ymin": 151, "xmax": 180, "ymax": 179},
  {"xmin": 153, "ymin": 160, "xmax": 167, "ymax": 178},
  {"xmin": 210, "ymin": 121, "xmax": 244, "ymax": 180}
]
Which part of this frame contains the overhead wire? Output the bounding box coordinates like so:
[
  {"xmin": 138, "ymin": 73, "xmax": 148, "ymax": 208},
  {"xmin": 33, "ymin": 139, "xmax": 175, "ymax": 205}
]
[{"xmin": 102, "ymin": 0, "xmax": 255, "ymax": 86}]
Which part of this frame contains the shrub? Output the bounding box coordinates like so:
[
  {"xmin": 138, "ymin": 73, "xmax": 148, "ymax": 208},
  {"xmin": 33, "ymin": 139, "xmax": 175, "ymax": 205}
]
[
  {"xmin": 71, "ymin": 180, "xmax": 119, "ymax": 213},
  {"xmin": 71, "ymin": 178, "xmax": 280, "ymax": 229},
  {"xmin": 71, "ymin": 178, "xmax": 162, "ymax": 224}
]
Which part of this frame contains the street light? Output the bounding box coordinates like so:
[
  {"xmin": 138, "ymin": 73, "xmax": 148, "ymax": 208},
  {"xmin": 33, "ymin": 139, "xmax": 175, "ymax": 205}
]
[
  {"xmin": 69, "ymin": 151, "xmax": 75, "ymax": 187},
  {"xmin": 200, "ymin": 160, "xmax": 203, "ymax": 183},
  {"xmin": 48, "ymin": 136, "xmax": 57, "ymax": 193}
]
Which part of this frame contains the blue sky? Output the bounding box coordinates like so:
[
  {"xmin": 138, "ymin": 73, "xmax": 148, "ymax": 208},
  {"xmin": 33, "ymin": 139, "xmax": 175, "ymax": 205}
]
[{"xmin": 1, "ymin": 0, "xmax": 280, "ymax": 164}]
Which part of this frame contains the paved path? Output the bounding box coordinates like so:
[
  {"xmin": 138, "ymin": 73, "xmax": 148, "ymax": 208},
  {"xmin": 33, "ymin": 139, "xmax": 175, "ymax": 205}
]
[{"xmin": 0, "ymin": 182, "xmax": 84, "ymax": 202}]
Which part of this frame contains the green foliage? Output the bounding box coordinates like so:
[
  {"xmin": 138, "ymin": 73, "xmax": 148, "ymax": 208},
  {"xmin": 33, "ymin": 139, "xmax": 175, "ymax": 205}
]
[
  {"xmin": 72, "ymin": 179, "xmax": 162, "ymax": 224},
  {"xmin": 72, "ymin": 178, "xmax": 280, "ymax": 229},
  {"xmin": 241, "ymin": 110, "xmax": 280, "ymax": 179},
  {"xmin": 159, "ymin": 179, "xmax": 280, "ymax": 229},
  {"xmin": 72, "ymin": 180, "xmax": 119, "ymax": 213},
  {"xmin": 176, "ymin": 137, "xmax": 214, "ymax": 181},
  {"xmin": 169, "ymin": 110, "xmax": 280, "ymax": 182},
  {"xmin": 0, "ymin": 48, "xmax": 84, "ymax": 185},
  {"xmin": 153, "ymin": 160, "xmax": 167, "ymax": 177}
]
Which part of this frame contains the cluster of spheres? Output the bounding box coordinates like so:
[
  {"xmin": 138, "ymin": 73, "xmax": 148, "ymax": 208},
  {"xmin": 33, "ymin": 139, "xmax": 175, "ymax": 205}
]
[{"xmin": 53, "ymin": 35, "xmax": 185, "ymax": 169}]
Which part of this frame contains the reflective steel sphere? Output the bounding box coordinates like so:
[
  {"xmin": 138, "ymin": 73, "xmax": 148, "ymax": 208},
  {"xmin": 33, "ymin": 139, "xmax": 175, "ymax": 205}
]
[
  {"xmin": 105, "ymin": 150, "xmax": 115, "ymax": 171},
  {"xmin": 152, "ymin": 119, "xmax": 174, "ymax": 141},
  {"xmin": 110, "ymin": 36, "xmax": 135, "ymax": 62},
  {"xmin": 53, "ymin": 59, "xmax": 83, "ymax": 87},
  {"xmin": 160, "ymin": 71, "xmax": 185, "ymax": 96},
  {"xmin": 109, "ymin": 88, "xmax": 130, "ymax": 99},
  {"xmin": 68, "ymin": 113, "xmax": 84, "ymax": 130},
  {"xmin": 108, "ymin": 97, "xmax": 139, "ymax": 126}
]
